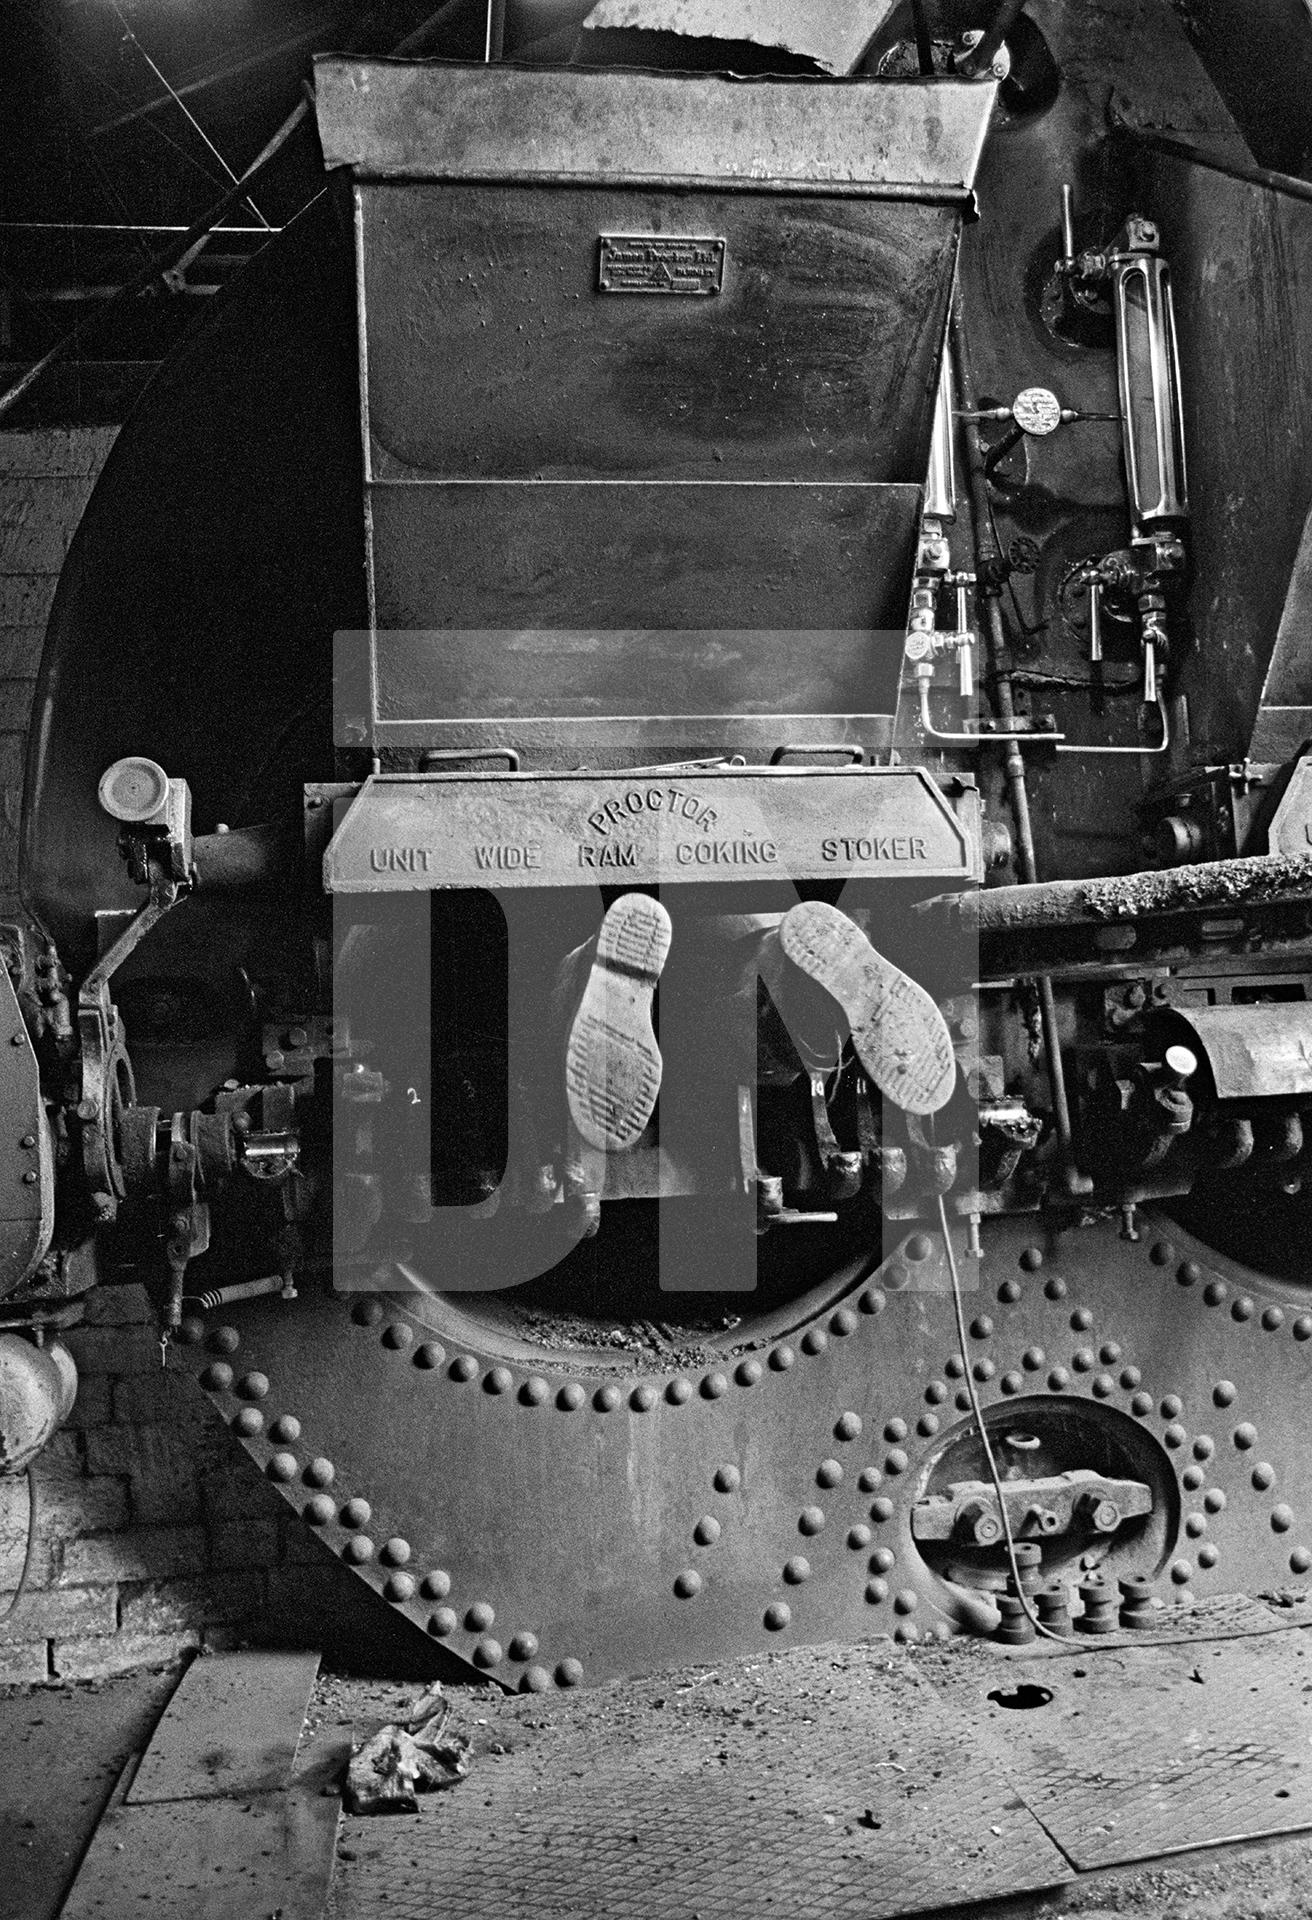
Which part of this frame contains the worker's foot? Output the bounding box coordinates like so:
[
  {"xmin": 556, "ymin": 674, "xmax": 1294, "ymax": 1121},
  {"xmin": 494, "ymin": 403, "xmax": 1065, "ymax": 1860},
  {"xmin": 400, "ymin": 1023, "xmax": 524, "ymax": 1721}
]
[
  {"xmin": 778, "ymin": 900, "xmax": 955, "ymax": 1115},
  {"xmin": 565, "ymin": 894, "xmax": 672, "ymax": 1151}
]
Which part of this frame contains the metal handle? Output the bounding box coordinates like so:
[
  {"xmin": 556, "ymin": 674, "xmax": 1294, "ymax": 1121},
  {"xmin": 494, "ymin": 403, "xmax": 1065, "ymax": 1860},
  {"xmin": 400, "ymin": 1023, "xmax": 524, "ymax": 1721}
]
[
  {"xmin": 418, "ymin": 746, "xmax": 521, "ymax": 773},
  {"xmin": 769, "ymin": 744, "xmax": 865, "ymax": 766}
]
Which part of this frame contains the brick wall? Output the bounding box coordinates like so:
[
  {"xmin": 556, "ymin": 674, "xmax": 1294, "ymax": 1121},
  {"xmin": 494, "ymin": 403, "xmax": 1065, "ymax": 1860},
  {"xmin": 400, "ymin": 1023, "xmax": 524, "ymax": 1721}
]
[{"xmin": 0, "ymin": 429, "xmax": 325, "ymax": 1683}]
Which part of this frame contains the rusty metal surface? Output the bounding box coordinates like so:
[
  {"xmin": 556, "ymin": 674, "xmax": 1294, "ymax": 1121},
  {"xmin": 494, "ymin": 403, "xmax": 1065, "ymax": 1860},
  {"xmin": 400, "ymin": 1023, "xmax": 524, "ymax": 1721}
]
[
  {"xmin": 314, "ymin": 60, "xmax": 996, "ymax": 196},
  {"xmin": 939, "ymin": 854, "xmax": 1312, "ymax": 935},
  {"xmin": 1170, "ymin": 1003, "xmax": 1312, "ymax": 1101},
  {"xmin": 181, "ymin": 1207, "xmax": 1312, "ymax": 1689},
  {"xmin": 322, "ymin": 766, "xmax": 980, "ymax": 891},
  {"xmin": 128, "ymin": 1650, "xmax": 321, "ymax": 1803},
  {"xmin": 581, "ymin": 0, "xmax": 899, "ymax": 75}
]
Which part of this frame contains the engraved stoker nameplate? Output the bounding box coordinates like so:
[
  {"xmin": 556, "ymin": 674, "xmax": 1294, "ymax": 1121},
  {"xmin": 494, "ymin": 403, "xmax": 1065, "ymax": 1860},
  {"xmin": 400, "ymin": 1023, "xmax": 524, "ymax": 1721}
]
[{"xmin": 598, "ymin": 235, "xmax": 726, "ymax": 296}]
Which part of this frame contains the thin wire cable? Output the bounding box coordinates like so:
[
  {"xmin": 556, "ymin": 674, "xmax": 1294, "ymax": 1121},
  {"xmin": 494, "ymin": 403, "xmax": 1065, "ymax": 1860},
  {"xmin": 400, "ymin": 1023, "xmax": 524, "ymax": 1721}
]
[
  {"xmin": 0, "ymin": 1468, "xmax": 38, "ymax": 1626},
  {"xmin": 107, "ymin": 1, "xmax": 272, "ymax": 229}
]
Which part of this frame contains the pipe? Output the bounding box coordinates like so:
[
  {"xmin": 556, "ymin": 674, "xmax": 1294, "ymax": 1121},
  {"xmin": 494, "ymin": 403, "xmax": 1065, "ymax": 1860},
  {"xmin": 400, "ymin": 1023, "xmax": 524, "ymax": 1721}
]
[{"xmin": 930, "ymin": 851, "xmax": 1312, "ymax": 937}]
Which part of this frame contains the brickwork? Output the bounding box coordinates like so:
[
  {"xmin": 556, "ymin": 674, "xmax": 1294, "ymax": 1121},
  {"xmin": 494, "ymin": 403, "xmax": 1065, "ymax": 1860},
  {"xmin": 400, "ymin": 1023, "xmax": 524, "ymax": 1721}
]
[{"xmin": 0, "ymin": 430, "xmax": 292, "ymax": 1680}]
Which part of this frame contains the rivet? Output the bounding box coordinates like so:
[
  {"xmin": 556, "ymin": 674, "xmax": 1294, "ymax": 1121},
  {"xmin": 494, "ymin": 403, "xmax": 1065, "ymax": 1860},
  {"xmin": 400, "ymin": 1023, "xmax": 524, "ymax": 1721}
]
[
  {"xmin": 884, "ymin": 1418, "xmax": 908, "ymax": 1442},
  {"xmin": 1019, "ymin": 1247, "xmax": 1044, "ymax": 1272},
  {"xmin": 268, "ymin": 1453, "xmax": 298, "ymax": 1482},
  {"xmin": 799, "ymin": 1506, "xmax": 826, "ymax": 1535},
  {"xmin": 1164, "ymin": 1424, "xmax": 1186, "ymax": 1448},
  {"xmin": 870, "ymin": 1496, "xmax": 894, "ymax": 1521},
  {"xmin": 905, "ymin": 1234, "xmax": 933, "ymax": 1261},
  {"xmin": 674, "ymin": 1570, "xmax": 703, "ymax": 1598},
  {"xmin": 848, "ymin": 1525, "xmax": 872, "ymax": 1549},
  {"xmin": 1198, "ymin": 1544, "xmax": 1219, "ymax": 1569},
  {"xmin": 925, "ymin": 1382, "xmax": 947, "ymax": 1405},
  {"xmin": 667, "ymin": 1377, "xmax": 693, "ymax": 1405},
  {"xmin": 485, "ymin": 1366, "xmax": 514, "ymax": 1395},
  {"xmin": 382, "ymin": 1323, "xmax": 412, "ymax": 1351},
  {"xmin": 1203, "ymin": 1281, "xmax": 1227, "ymax": 1307},
  {"xmin": 1263, "ymin": 1307, "xmax": 1285, "ymax": 1331},
  {"xmin": 918, "ymin": 1413, "xmax": 940, "ymax": 1437},
  {"xmin": 450, "ymin": 1355, "xmax": 478, "ymax": 1383},
  {"xmin": 865, "ymin": 1579, "xmax": 889, "ymax": 1603},
  {"xmin": 835, "ymin": 1412, "xmax": 863, "ymax": 1441},
  {"xmin": 558, "ymin": 1383, "xmax": 586, "ymax": 1411},
  {"xmin": 1070, "ymin": 1308, "xmax": 1094, "ymax": 1332},
  {"xmin": 893, "ymin": 1590, "xmax": 919, "ymax": 1614},
  {"xmin": 1149, "ymin": 1240, "xmax": 1174, "ymax": 1267},
  {"xmin": 1177, "ymin": 1261, "xmax": 1202, "ymax": 1287},
  {"xmin": 1072, "ymin": 1349, "xmax": 1095, "ymax": 1373},
  {"xmin": 871, "ymin": 1546, "xmax": 896, "ymax": 1572},
  {"xmin": 973, "ymin": 1359, "xmax": 995, "ymax": 1383},
  {"xmin": 595, "ymin": 1385, "xmax": 621, "ymax": 1411},
  {"xmin": 859, "ymin": 1288, "xmax": 886, "ymax": 1315},
  {"xmin": 1161, "ymin": 1395, "xmax": 1183, "ymax": 1418},
  {"xmin": 858, "ymin": 1468, "xmax": 882, "ymax": 1492},
  {"xmin": 428, "ymin": 1608, "xmax": 457, "ymax": 1637},
  {"xmin": 210, "ymin": 1326, "xmax": 241, "ymax": 1355},
  {"xmin": 1204, "ymin": 1488, "xmax": 1226, "ymax": 1513},
  {"xmin": 1253, "ymin": 1462, "xmax": 1276, "ymax": 1490},
  {"xmin": 344, "ymin": 1536, "xmax": 374, "ymax": 1564},
  {"xmin": 304, "ymin": 1458, "xmax": 334, "ymax": 1489},
  {"xmin": 1233, "ymin": 1422, "xmax": 1258, "ymax": 1450},
  {"xmin": 1092, "ymin": 1374, "xmax": 1114, "ymax": 1398},
  {"xmin": 713, "ymin": 1465, "xmax": 741, "ymax": 1493},
  {"xmin": 1044, "ymin": 1278, "xmax": 1068, "ymax": 1301},
  {"xmin": 1185, "ymin": 1513, "xmax": 1207, "ymax": 1538},
  {"xmin": 473, "ymin": 1638, "xmax": 503, "ymax": 1668},
  {"xmin": 522, "ymin": 1666, "xmax": 552, "ymax": 1693},
  {"xmin": 736, "ymin": 1360, "xmax": 763, "ymax": 1387},
  {"xmin": 421, "ymin": 1570, "xmax": 451, "ymax": 1599},
  {"xmin": 783, "ymin": 1557, "xmax": 811, "ymax": 1584},
  {"xmin": 1023, "ymin": 1348, "xmax": 1045, "ymax": 1371},
  {"xmin": 701, "ymin": 1372, "xmax": 729, "ymax": 1399},
  {"xmin": 955, "ymin": 1391, "xmax": 971, "ymax": 1411},
  {"xmin": 176, "ymin": 1318, "xmax": 205, "ymax": 1347},
  {"xmin": 385, "ymin": 1573, "xmax": 416, "ymax": 1603},
  {"xmin": 801, "ymin": 1329, "xmax": 828, "ymax": 1357},
  {"xmin": 1100, "ymin": 1342, "xmax": 1122, "ymax": 1364},
  {"xmin": 1291, "ymin": 1549, "xmax": 1312, "ymax": 1575},
  {"xmin": 1295, "ymin": 1317, "xmax": 1312, "ymax": 1342},
  {"xmin": 234, "ymin": 1408, "xmax": 263, "ymax": 1437},
  {"xmin": 19, "ymin": 1135, "xmax": 34, "ymax": 1150},
  {"xmin": 21, "ymin": 1171, "xmax": 35, "ymax": 1186},
  {"xmin": 1049, "ymin": 1369, "xmax": 1071, "ymax": 1392},
  {"xmin": 305, "ymin": 1494, "xmax": 335, "ymax": 1525},
  {"xmin": 1181, "ymin": 1464, "xmax": 1206, "ymax": 1490},
  {"xmin": 770, "ymin": 1346, "xmax": 796, "ymax": 1372},
  {"xmin": 764, "ymin": 1602, "xmax": 791, "ymax": 1630},
  {"xmin": 351, "ymin": 1300, "xmax": 383, "ymax": 1328},
  {"xmin": 885, "ymin": 1265, "xmax": 911, "ymax": 1292},
  {"xmin": 521, "ymin": 1376, "xmax": 549, "ymax": 1407},
  {"xmin": 885, "ymin": 1449, "xmax": 910, "ymax": 1475},
  {"xmin": 631, "ymin": 1383, "xmax": 658, "ymax": 1411},
  {"xmin": 1232, "ymin": 1297, "xmax": 1255, "ymax": 1323},
  {"xmin": 817, "ymin": 1460, "xmax": 843, "ymax": 1489},
  {"xmin": 945, "ymin": 1356, "xmax": 966, "ymax": 1379},
  {"xmin": 10, "ymin": 1034, "xmax": 24, "ymax": 1047},
  {"xmin": 466, "ymin": 1601, "xmax": 495, "ymax": 1630},
  {"xmin": 694, "ymin": 1516, "xmax": 721, "ymax": 1546},
  {"xmin": 509, "ymin": 1632, "xmax": 539, "ymax": 1661},
  {"xmin": 1001, "ymin": 1372, "xmax": 1023, "ymax": 1395},
  {"xmin": 1193, "ymin": 1435, "xmax": 1215, "ymax": 1461},
  {"xmin": 415, "ymin": 1342, "xmax": 445, "ymax": 1370},
  {"xmin": 971, "ymin": 1316, "xmax": 993, "ymax": 1340},
  {"xmin": 1130, "ymin": 1391, "xmax": 1153, "ymax": 1416},
  {"xmin": 381, "ymin": 1537, "xmax": 411, "ymax": 1567},
  {"xmin": 341, "ymin": 1498, "xmax": 371, "ymax": 1529},
  {"xmin": 269, "ymin": 1415, "xmax": 300, "ymax": 1443},
  {"xmin": 1273, "ymin": 1505, "xmax": 1296, "ymax": 1533},
  {"xmin": 998, "ymin": 1280, "xmax": 1022, "ymax": 1305},
  {"xmin": 1121, "ymin": 1366, "xmax": 1142, "ymax": 1389},
  {"xmin": 1169, "ymin": 1559, "xmax": 1192, "ymax": 1584},
  {"xmin": 831, "ymin": 1308, "xmax": 857, "ymax": 1337},
  {"xmin": 238, "ymin": 1372, "xmax": 270, "ymax": 1401}
]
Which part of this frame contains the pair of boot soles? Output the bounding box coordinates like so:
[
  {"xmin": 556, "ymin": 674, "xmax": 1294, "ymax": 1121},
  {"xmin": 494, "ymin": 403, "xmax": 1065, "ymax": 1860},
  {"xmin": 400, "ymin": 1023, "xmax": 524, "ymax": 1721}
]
[{"xmin": 565, "ymin": 895, "xmax": 955, "ymax": 1154}]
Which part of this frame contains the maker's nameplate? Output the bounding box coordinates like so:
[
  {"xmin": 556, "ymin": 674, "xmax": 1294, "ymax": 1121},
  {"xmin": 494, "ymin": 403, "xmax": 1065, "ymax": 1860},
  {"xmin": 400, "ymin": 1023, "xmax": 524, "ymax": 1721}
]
[
  {"xmin": 323, "ymin": 768, "xmax": 980, "ymax": 892},
  {"xmin": 598, "ymin": 235, "xmax": 725, "ymax": 296}
]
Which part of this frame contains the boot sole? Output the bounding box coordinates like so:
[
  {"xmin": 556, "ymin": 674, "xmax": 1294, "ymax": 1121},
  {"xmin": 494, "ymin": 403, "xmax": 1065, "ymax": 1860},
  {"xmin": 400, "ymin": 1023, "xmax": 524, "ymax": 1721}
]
[
  {"xmin": 779, "ymin": 901, "xmax": 955, "ymax": 1115},
  {"xmin": 566, "ymin": 894, "xmax": 672, "ymax": 1151}
]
